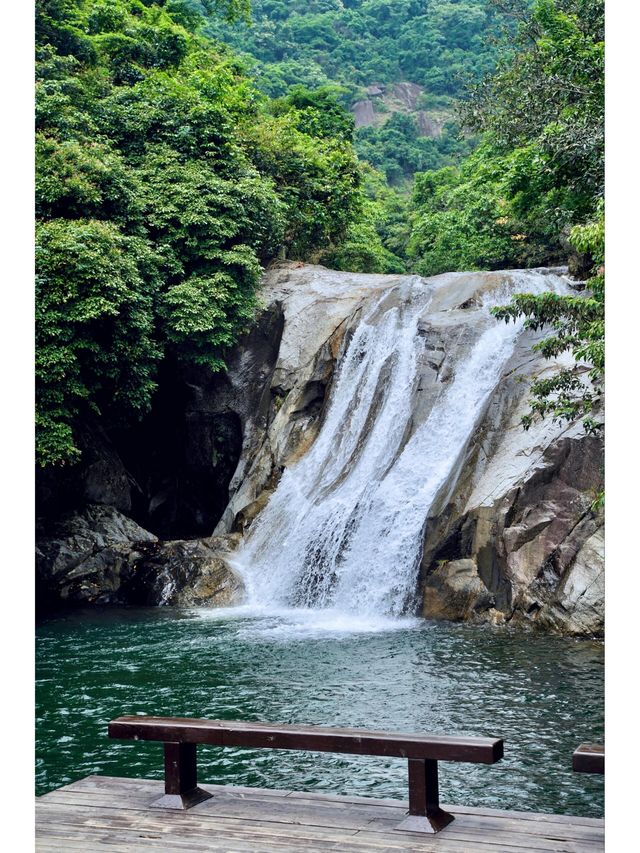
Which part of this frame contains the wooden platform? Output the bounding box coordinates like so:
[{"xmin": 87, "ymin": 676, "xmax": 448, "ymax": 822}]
[{"xmin": 36, "ymin": 776, "xmax": 604, "ymax": 852}]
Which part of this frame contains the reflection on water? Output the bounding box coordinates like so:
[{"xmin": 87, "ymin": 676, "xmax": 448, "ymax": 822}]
[{"xmin": 36, "ymin": 607, "xmax": 603, "ymax": 816}]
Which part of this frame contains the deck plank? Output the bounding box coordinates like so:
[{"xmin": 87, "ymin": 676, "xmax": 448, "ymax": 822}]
[
  {"xmin": 36, "ymin": 792, "xmax": 604, "ymax": 847},
  {"xmin": 40, "ymin": 781, "xmax": 604, "ymax": 841},
  {"xmin": 36, "ymin": 776, "xmax": 604, "ymax": 852}
]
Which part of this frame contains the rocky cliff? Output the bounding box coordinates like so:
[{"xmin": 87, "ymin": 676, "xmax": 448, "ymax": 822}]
[{"xmin": 37, "ymin": 263, "xmax": 603, "ymax": 636}]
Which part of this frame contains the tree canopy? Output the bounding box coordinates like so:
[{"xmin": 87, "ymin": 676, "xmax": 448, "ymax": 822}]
[
  {"xmin": 409, "ymin": 0, "xmax": 604, "ymax": 277},
  {"xmin": 35, "ymin": 0, "xmax": 605, "ymax": 468},
  {"xmin": 35, "ymin": 0, "xmax": 369, "ymax": 466},
  {"xmin": 406, "ymin": 0, "xmax": 604, "ymax": 433},
  {"xmin": 204, "ymin": 0, "xmax": 512, "ymax": 182}
]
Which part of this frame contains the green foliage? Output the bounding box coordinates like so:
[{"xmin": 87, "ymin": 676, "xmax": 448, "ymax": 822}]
[
  {"xmin": 409, "ymin": 149, "xmax": 512, "ymax": 276},
  {"xmin": 407, "ymin": 0, "xmax": 604, "ymax": 434},
  {"xmin": 36, "ymin": 218, "xmax": 160, "ymax": 465},
  {"xmin": 270, "ymin": 85, "xmax": 356, "ymax": 142},
  {"xmin": 207, "ymin": 1, "xmax": 505, "ymax": 97},
  {"xmin": 322, "ymin": 208, "xmax": 405, "ymax": 275},
  {"xmin": 36, "ymin": 0, "xmax": 365, "ymax": 465},
  {"xmin": 407, "ymin": 138, "xmax": 576, "ymax": 275},
  {"xmin": 492, "ymin": 204, "xmax": 604, "ymax": 433},
  {"xmin": 320, "ymin": 165, "xmax": 411, "ymax": 274},
  {"xmin": 461, "ymin": 0, "xmax": 604, "ymax": 209},
  {"xmin": 245, "ymin": 111, "xmax": 362, "ymax": 259},
  {"xmin": 410, "ymin": 0, "xmax": 604, "ymax": 276},
  {"xmin": 204, "ymin": 1, "xmax": 511, "ymax": 180},
  {"xmin": 356, "ymin": 115, "xmax": 475, "ymax": 185}
]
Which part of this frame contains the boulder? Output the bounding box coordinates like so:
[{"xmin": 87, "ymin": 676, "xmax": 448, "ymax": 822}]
[
  {"xmin": 351, "ymin": 100, "xmax": 376, "ymax": 127},
  {"xmin": 423, "ymin": 559, "xmax": 495, "ymax": 622},
  {"xmin": 128, "ymin": 536, "xmax": 244, "ymax": 607},
  {"xmin": 36, "ymin": 505, "xmax": 157, "ymax": 607},
  {"xmin": 36, "ymin": 505, "xmax": 243, "ymax": 610}
]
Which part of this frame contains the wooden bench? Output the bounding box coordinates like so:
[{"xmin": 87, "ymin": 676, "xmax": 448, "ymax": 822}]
[
  {"xmin": 109, "ymin": 715, "xmax": 504, "ymax": 834},
  {"xmin": 573, "ymin": 743, "xmax": 604, "ymax": 775}
]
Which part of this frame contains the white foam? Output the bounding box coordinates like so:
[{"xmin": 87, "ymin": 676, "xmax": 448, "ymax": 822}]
[
  {"xmin": 190, "ymin": 603, "xmax": 422, "ymax": 640},
  {"xmin": 227, "ymin": 270, "xmax": 570, "ymax": 630}
]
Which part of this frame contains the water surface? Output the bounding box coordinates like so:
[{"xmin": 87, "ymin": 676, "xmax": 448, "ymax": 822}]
[{"xmin": 36, "ymin": 606, "xmax": 603, "ymax": 816}]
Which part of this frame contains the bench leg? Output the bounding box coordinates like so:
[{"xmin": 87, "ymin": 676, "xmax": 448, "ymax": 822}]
[
  {"xmin": 396, "ymin": 759, "xmax": 454, "ymax": 833},
  {"xmin": 150, "ymin": 742, "xmax": 213, "ymax": 810}
]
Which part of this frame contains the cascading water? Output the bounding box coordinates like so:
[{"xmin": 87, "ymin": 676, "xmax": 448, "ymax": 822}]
[{"xmin": 231, "ymin": 270, "xmax": 570, "ymax": 625}]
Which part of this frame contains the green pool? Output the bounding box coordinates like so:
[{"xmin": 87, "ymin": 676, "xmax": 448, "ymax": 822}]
[{"xmin": 36, "ymin": 606, "xmax": 604, "ymax": 817}]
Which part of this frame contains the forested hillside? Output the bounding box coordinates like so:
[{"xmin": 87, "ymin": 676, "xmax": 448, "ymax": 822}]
[
  {"xmin": 35, "ymin": 0, "xmax": 604, "ymax": 473},
  {"xmin": 409, "ymin": 0, "xmax": 604, "ymax": 434},
  {"xmin": 36, "ymin": 0, "xmax": 387, "ymax": 466},
  {"xmin": 205, "ymin": 0, "xmax": 510, "ymax": 182},
  {"xmin": 409, "ymin": 0, "xmax": 604, "ymax": 273}
]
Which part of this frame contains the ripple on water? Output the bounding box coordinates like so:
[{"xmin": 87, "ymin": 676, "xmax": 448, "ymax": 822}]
[{"xmin": 36, "ymin": 607, "xmax": 603, "ymax": 816}]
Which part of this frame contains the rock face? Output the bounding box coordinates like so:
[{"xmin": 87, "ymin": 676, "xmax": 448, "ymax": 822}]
[
  {"xmin": 416, "ymin": 112, "xmax": 444, "ymax": 138},
  {"xmin": 418, "ymin": 324, "xmax": 604, "ymax": 635},
  {"xmin": 127, "ymin": 303, "xmax": 285, "ymax": 539},
  {"xmin": 36, "ymin": 422, "xmax": 134, "ymax": 517},
  {"xmin": 36, "ymin": 505, "xmax": 157, "ymax": 607},
  {"xmin": 215, "ymin": 264, "xmax": 411, "ymax": 534},
  {"xmin": 350, "ymin": 81, "xmax": 447, "ymax": 137},
  {"xmin": 36, "ymin": 505, "xmax": 243, "ymax": 611},
  {"xmin": 210, "ymin": 264, "xmax": 604, "ymax": 636},
  {"xmin": 423, "ymin": 559, "xmax": 497, "ymax": 622},
  {"xmin": 36, "ymin": 263, "xmax": 604, "ymax": 636},
  {"xmin": 130, "ymin": 536, "xmax": 244, "ymax": 607},
  {"xmin": 352, "ymin": 99, "xmax": 376, "ymax": 127}
]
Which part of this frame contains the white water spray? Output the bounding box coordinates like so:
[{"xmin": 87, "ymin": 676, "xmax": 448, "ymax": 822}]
[{"xmin": 230, "ymin": 270, "xmax": 569, "ymax": 623}]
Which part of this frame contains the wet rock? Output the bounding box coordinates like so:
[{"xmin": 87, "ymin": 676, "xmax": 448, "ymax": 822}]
[
  {"xmin": 215, "ymin": 264, "xmax": 407, "ymax": 534},
  {"xmin": 423, "ymin": 559, "xmax": 495, "ymax": 621},
  {"xmin": 210, "ymin": 264, "xmax": 603, "ymax": 637},
  {"xmin": 36, "ymin": 505, "xmax": 243, "ymax": 610},
  {"xmin": 127, "ymin": 535, "xmax": 244, "ymax": 607},
  {"xmin": 419, "ymin": 316, "xmax": 604, "ymax": 638},
  {"xmin": 36, "ymin": 505, "xmax": 157, "ymax": 608}
]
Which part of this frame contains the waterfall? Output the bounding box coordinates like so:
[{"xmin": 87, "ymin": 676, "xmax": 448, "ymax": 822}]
[{"xmin": 230, "ymin": 270, "xmax": 569, "ymax": 622}]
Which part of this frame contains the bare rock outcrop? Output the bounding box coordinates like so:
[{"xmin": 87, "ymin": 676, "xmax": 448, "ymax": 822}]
[
  {"xmin": 350, "ymin": 81, "xmax": 448, "ymax": 137},
  {"xmin": 36, "ymin": 505, "xmax": 243, "ymax": 610},
  {"xmin": 212, "ymin": 265, "xmax": 604, "ymax": 636},
  {"xmin": 418, "ymin": 327, "xmax": 604, "ymax": 636},
  {"xmin": 352, "ymin": 99, "xmax": 376, "ymax": 127},
  {"xmin": 36, "ymin": 264, "xmax": 603, "ymax": 636},
  {"xmin": 215, "ymin": 264, "xmax": 411, "ymax": 534}
]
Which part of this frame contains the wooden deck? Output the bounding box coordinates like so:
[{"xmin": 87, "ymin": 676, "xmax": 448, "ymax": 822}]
[{"xmin": 36, "ymin": 776, "xmax": 604, "ymax": 852}]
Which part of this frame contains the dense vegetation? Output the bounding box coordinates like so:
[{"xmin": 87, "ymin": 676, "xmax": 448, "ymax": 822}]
[
  {"xmin": 207, "ymin": 0, "xmax": 505, "ymax": 96},
  {"xmin": 455, "ymin": 0, "xmax": 604, "ymax": 432},
  {"xmin": 226, "ymin": 0, "xmax": 606, "ymax": 432},
  {"xmin": 36, "ymin": 0, "xmax": 604, "ymax": 469},
  {"xmin": 493, "ymin": 203, "xmax": 604, "ymax": 434},
  {"xmin": 35, "ymin": 0, "xmax": 379, "ymax": 466},
  {"xmin": 409, "ymin": 0, "xmax": 604, "ymax": 276},
  {"xmin": 205, "ymin": 0, "xmax": 510, "ymax": 182}
]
